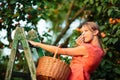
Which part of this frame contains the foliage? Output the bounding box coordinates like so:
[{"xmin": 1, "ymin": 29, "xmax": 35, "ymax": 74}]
[
  {"xmin": 0, "ymin": 55, "xmax": 9, "ymax": 79},
  {"xmin": 80, "ymin": 0, "xmax": 120, "ymax": 79},
  {"xmin": 0, "ymin": 0, "xmax": 120, "ymax": 80},
  {"xmin": 0, "ymin": 0, "xmax": 47, "ymax": 45}
]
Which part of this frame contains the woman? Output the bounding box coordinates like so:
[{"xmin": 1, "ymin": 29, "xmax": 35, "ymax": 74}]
[{"xmin": 29, "ymin": 21, "xmax": 104, "ymax": 80}]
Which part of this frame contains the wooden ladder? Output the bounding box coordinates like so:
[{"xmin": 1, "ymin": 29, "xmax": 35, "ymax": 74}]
[{"xmin": 5, "ymin": 27, "xmax": 36, "ymax": 80}]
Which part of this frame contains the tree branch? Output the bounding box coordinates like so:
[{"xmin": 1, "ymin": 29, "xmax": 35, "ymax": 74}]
[
  {"xmin": 53, "ymin": 5, "xmax": 86, "ymax": 45},
  {"xmin": 70, "ymin": 5, "xmax": 86, "ymax": 23},
  {"xmin": 66, "ymin": 0, "xmax": 75, "ymax": 21},
  {"xmin": 60, "ymin": 37, "xmax": 70, "ymax": 48}
]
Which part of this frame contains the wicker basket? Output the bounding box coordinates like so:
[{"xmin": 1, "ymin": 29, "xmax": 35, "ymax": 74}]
[{"xmin": 36, "ymin": 46, "xmax": 71, "ymax": 80}]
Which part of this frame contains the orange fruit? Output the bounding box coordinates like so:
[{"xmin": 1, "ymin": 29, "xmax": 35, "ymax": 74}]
[
  {"xmin": 101, "ymin": 32, "xmax": 106, "ymax": 38},
  {"xmin": 109, "ymin": 18, "xmax": 113, "ymax": 23},
  {"xmin": 116, "ymin": 19, "xmax": 120, "ymax": 23},
  {"xmin": 38, "ymin": 7, "xmax": 42, "ymax": 10},
  {"xmin": 112, "ymin": 19, "xmax": 116, "ymax": 24},
  {"xmin": 0, "ymin": 19, "xmax": 3, "ymax": 23}
]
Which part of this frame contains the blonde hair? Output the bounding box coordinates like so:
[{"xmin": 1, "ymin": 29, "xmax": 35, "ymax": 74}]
[{"xmin": 80, "ymin": 21, "xmax": 101, "ymax": 38}]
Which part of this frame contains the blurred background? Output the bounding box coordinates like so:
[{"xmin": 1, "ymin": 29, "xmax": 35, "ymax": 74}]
[{"xmin": 0, "ymin": 0, "xmax": 120, "ymax": 80}]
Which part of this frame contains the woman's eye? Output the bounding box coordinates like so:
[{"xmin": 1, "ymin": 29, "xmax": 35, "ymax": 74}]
[
  {"xmin": 81, "ymin": 29, "xmax": 89, "ymax": 33},
  {"xmin": 84, "ymin": 30, "xmax": 88, "ymax": 32}
]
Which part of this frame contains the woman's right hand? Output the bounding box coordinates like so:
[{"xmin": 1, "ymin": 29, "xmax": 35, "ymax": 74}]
[{"xmin": 75, "ymin": 35, "xmax": 84, "ymax": 46}]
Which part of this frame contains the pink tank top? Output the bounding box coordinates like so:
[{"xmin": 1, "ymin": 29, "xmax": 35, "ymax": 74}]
[{"xmin": 69, "ymin": 43, "xmax": 104, "ymax": 80}]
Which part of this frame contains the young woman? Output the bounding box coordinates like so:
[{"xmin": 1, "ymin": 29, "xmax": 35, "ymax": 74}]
[{"xmin": 29, "ymin": 21, "xmax": 104, "ymax": 80}]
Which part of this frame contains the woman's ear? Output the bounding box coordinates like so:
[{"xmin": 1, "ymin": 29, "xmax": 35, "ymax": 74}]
[{"xmin": 93, "ymin": 30, "xmax": 99, "ymax": 36}]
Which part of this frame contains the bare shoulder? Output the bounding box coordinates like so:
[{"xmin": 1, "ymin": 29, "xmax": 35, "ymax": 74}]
[{"xmin": 76, "ymin": 45, "xmax": 88, "ymax": 56}]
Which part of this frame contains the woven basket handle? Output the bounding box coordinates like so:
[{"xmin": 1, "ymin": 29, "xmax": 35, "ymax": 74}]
[{"xmin": 53, "ymin": 45, "xmax": 61, "ymax": 58}]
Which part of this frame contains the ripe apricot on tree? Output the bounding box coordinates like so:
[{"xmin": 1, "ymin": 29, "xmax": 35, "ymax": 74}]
[
  {"xmin": 101, "ymin": 32, "xmax": 106, "ymax": 38},
  {"xmin": 0, "ymin": 19, "xmax": 3, "ymax": 23}
]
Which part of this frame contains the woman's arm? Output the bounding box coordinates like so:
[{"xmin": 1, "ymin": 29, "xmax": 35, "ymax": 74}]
[{"xmin": 28, "ymin": 40, "xmax": 88, "ymax": 56}]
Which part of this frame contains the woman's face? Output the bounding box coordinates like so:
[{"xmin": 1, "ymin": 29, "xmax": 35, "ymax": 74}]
[{"xmin": 81, "ymin": 25, "xmax": 94, "ymax": 43}]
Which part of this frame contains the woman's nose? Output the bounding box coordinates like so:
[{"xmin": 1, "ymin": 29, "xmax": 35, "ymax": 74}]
[{"xmin": 82, "ymin": 32, "xmax": 85, "ymax": 36}]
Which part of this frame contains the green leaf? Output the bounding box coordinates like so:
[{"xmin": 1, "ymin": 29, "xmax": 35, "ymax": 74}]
[
  {"xmin": 42, "ymin": 33, "xmax": 52, "ymax": 37},
  {"xmin": 97, "ymin": 6, "xmax": 102, "ymax": 14},
  {"xmin": 111, "ymin": 0, "xmax": 117, "ymax": 4},
  {"xmin": 101, "ymin": 59, "xmax": 106, "ymax": 66},
  {"xmin": 113, "ymin": 24, "xmax": 118, "ymax": 30},
  {"xmin": 90, "ymin": 0, "xmax": 94, "ymax": 4},
  {"xmin": 108, "ymin": 38, "xmax": 113, "ymax": 44},
  {"xmin": 108, "ymin": 52, "xmax": 112, "ymax": 58},
  {"xmin": 108, "ymin": 9, "xmax": 113, "ymax": 16},
  {"xmin": 114, "ymin": 68, "xmax": 120, "ymax": 74},
  {"xmin": 10, "ymin": 0, "xmax": 16, "ymax": 4},
  {"xmin": 112, "ymin": 38, "xmax": 118, "ymax": 44},
  {"xmin": 102, "ymin": 37, "xmax": 109, "ymax": 42},
  {"xmin": 83, "ymin": 0, "xmax": 89, "ymax": 4},
  {"xmin": 116, "ymin": 29, "xmax": 120, "ymax": 36}
]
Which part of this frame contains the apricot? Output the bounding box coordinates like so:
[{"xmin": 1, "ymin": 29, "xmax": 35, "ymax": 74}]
[{"xmin": 101, "ymin": 32, "xmax": 106, "ymax": 38}]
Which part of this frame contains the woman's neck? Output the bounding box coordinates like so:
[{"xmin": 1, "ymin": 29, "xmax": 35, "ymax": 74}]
[{"xmin": 91, "ymin": 36, "xmax": 101, "ymax": 48}]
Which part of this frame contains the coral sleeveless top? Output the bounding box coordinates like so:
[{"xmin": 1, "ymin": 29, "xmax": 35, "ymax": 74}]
[{"xmin": 69, "ymin": 43, "xmax": 104, "ymax": 80}]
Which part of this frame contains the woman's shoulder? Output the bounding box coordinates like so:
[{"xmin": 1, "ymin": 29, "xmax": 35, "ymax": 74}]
[
  {"xmin": 81, "ymin": 43, "xmax": 101, "ymax": 49},
  {"xmin": 82, "ymin": 43, "xmax": 104, "ymax": 56},
  {"xmin": 81, "ymin": 43, "xmax": 94, "ymax": 48}
]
